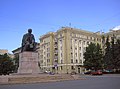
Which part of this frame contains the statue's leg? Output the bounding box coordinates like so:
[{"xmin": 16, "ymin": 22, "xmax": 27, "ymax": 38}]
[
  {"xmin": 23, "ymin": 45, "xmax": 28, "ymax": 51},
  {"xmin": 33, "ymin": 43, "xmax": 36, "ymax": 51},
  {"xmin": 21, "ymin": 46, "xmax": 23, "ymax": 52},
  {"xmin": 23, "ymin": 46, "xmax": 26, "ymax": 52}
]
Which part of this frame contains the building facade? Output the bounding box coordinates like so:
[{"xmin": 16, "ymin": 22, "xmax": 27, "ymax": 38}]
[
  {"xmin": 0, "ymin": 49, "xmax": 8, "ymax": 55},
  {"xmin": 39, "ymin": 32, "xmax": 55, "ymax": 72},
  {"xmin": 0, "ymin": 49, "xmax": 14, "ymax": 58},
  {"xmin": 12, "ymin": 27, "xmax": 120, "ymax": 74},
  {"xmin": 39, "ymin": 27, "xmax": 102, "ymax": 74}
]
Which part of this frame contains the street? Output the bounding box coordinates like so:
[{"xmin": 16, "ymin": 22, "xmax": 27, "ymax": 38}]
[{"xmin": 0, "ymin": 74, "xmax": 120, "ymax": 89}]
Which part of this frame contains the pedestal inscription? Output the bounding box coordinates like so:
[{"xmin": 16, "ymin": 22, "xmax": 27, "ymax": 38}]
[{"xmin": 18, "ymin": 52, "xmax": 40, "ymax": 74}]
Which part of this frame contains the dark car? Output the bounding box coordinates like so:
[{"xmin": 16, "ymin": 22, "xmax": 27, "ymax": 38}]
[
  {"xmin": 71, "ymin": 71, "xmax": 77, "ymax": 75},
  {"xmin": 84, "ymin": 71, "xmax": 91, "ymax": 75},
  {"xmin": 102, "ymin": 70, "xmax": 113, "ymax": 74},
  {"xmin": 91, "ymin": 70, "xmax": 103, "ymax": 75}
]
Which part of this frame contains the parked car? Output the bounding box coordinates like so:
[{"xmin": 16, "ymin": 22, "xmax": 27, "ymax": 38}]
[
  {"xmin": 49, "ymin": 72, "xmax": 55, "ymax": 75},
  {"xmin": 91, "ymin": 70, "xmax": 103, "ymax": 75},
  {"xmin": 44, "ymin": 71, "xmax": 55, "ymax": 75},
  {"xmin": 44, "ymin": 71, "xmax": 50, "ymax": 74},
  {"xmin": 84, "ymin": 71, "xmax": 91, "ymax": 75},
  {"xmin": 102, "ymin": 69, "xmax": 113, "ymax": 74},
  {"xmin": 71, "ymin": 71, "xmax": 77, "ymax": 75}
]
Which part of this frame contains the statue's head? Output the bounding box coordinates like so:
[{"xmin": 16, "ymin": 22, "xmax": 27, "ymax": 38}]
[{"xmin": 28, "ymin": 29, "xmax": 32, "ymax": 33}]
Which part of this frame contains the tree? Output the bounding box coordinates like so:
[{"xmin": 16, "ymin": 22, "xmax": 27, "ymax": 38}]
[
  {"xmin": 103, "ymin": 35, "xmax": 120, "ymax": 70},
  {"xmin": 0, "ymin": 53, "xmax": 15, "ymax": 75},
  {"xmin": 13, "ymin": 55, "xmax": 19, "ymax": 73},
  {"xmin": 113, "ymin": 39, "xmax": 120, "ymax": 69},
  {"xmin": 103, "ymin": 36, "xmax": 113, "ymax": 69},
  {"xmin": 84, "ymin": 43, "xmax": 103, "ymax": 70}
]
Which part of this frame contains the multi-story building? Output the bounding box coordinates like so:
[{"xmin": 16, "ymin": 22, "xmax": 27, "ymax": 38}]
[
  {"xmin": 39, "ymin": 32, "xmax": 55, "ymax": 72},
  {"xmin": 0, "ymin": 49, "xmax": 14, "ymax": 58},
  {"xmin": 12, "ymin": 27, "xmax": 120, "ymax": 74},
  {"xmin": 0, "ymin": 49, "xmax": 8, "ymax": 55},
  {"xmin": 39, "ymin": 27, "xmax": 102, "ymax": 74},
  {"xmin": 104, "ymin": 30, "xmax": 120, "ymax": 41},
  {"xmin": 101, "ymin": 29, "xmax": 120, "ymax": 53}
]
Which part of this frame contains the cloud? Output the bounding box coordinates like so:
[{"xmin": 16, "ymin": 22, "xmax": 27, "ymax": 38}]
[{"xmin": 112, "ymin": 25, "xmax": 120, "ymax": 30}]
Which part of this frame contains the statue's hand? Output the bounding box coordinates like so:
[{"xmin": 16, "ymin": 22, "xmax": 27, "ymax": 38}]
[
  {"xmin": 26, "ymin": 41, "xmax": 30, "ymax": 45},
  {"xmin": 30, "ymin": 43, "xmax": 34, "ymax": 48}
]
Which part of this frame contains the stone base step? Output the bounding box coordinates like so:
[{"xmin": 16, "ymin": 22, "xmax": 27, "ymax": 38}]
[{"xmin": 0, "ymin": 74, "xmax": 83, "ymax": 84}]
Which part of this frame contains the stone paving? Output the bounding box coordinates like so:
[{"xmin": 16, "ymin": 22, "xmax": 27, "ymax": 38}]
[{"xmin": 0, "ymin": 74, "xmax": 83, "ymax": 84}]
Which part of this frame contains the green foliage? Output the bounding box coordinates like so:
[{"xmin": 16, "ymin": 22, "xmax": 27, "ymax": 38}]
[
  {"xmin": 0, "ymin": 53, "xmax": 15, "ymax": 75},
  {"xmin": 103, "ymin": 35, "xmax": 120, "ymax": 69},
  {"xmin": 84, "ymin": 43, "xmax": 103, "ymax": 70},
  {"xmin": 13, "ymin": 55, "xmax": 19, "ymax": 73},
  {"xmin": 103, "ymin": 36, "xmax": 112, "ymax": 69},
  {"xmin": 112, "ymin": 39, "xmax": 120, "ymax": 69}
]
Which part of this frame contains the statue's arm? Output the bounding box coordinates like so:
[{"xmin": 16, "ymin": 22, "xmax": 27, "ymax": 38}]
[
  {"xmin": 32, "ymin": 34, "xmax": 35, "ymax": 42},
  {"xmin": 22, "ymin": 34, "xmax": 26, "ymax": 46}
]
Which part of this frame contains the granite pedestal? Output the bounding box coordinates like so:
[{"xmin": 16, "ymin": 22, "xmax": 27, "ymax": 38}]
[{"xmin": 18, "ymin": 52, "xmax": 40, "ymax": 74}]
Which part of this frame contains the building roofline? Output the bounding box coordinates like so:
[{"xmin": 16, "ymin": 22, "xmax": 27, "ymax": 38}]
[
  {"xmin": 12, "ymin": 47, "xmax": 21, "ymax": 53},
  {"xmin": 57, "ymin": 27, "xmax": 101, "ymax": 36},
  {"xmin": 39, "ymin": 32, "xmax": 55, "ymax": 40}
]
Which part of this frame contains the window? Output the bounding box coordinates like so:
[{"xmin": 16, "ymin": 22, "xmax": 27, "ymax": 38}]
[
  {"xmin": 61, "ymin": 60, "xmax": 63, "ymax": 64},
  {"xmin": 60, "ymin": 33, "xmax": 62, "ymax": 37},
  {"xmin": 71, "ymin": 53, "xmax": 73, "ymax": 58},
  {"xmin": 79, "ymin": 40, "xmax": 81, "ymax": 44},
  {"xmin": 61, "ymin": 46, "xmax": 62, "ymax": 50},
  {"xmin": 97, "ymin": 38, "xmax": 99, "ymax": 41},
  {"xmin": 47, "ymin": 53, "xmax": 50, "ymax": 57},
  {"xmin": 47, "ymin": 48, "xmax": 50, "ymax": 52},
  {"xmin": 90, "ymin": 37, "xmax": 92, "ymax": 40},
  {"xmin": 83, "ymin": 41, "xmax": 85, "ymax": 45},
  {"xmin": 87, "ymin": 36, "xmax": 88, "ymax": 39},
  {"xmin": 79, "ymin": 47, "xmax": 81, "ymax": 50},
  {"xmin": 47, "ymin": 59, "xmax": 50, "ymax": 62},
  {"xmin": 87, "ymin": 41, "xmax": 89, "ymax": 45},
  {"xmin": 79, "ymin": 60, "xmax": 82, "ymax": 63},
  {"xmin": 61, "ymin": 53, "xmax": 62, "ymax": 57},
  {"xmin": 60, "ymin": 40, "xmax": 62, "ymax": 44},
  {"xmin": 74, "ymin": 34, "xmax": 76, "ymax": 37},
  {"xmin": 41, "ymin": 40, "xmax": 43, "ymax": 42},
  {"xmin": 75, "ymin": 53, "xmax": 77, "ymax": 57},
  {"xmin": 71, "ymin": 66, "xmax": 74, "ymax": 70},
  {"xmin": 47, "ymin": 43, "xmax": 49, "ymax": 46},
  {"xmin": 61, "ymin": 66, "xmax": 63, "ymax": 70},
  {"xmin": 44, "ymin": 57, "xmax": 46, "ymax": 60},
  {"xmin": 40, "ymin": 60, "xmax": 43, "ymax": 63},
  {"xmin": 75, "ymin": 47, "xmax": 77, "ymax": 50},
  {"xmin": 44, "ymin": 52, "xmax": 45, "ymax": 55},
  {"xmin": 80, "ymin": 53, "xmax": 81, "ymax": 57},
  {"xmin": 48, "ymin": 42, "xmax": 50, "ymax": 45},
  {"xmin": 71, "ymin": 59, "xmax": 73, "ymax": 63},
  {"xmin": 76, "ymin": 59, "xmax": 78, "ymax": 63},
  {"xmin": 75, "ymin": 39, "xmax": 77, "ymax": 42}
]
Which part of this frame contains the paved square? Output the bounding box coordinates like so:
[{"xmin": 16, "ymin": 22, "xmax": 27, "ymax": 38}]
[{"xmin": 0, "ymin": 74, "xmax": 120, "ymax": 89}]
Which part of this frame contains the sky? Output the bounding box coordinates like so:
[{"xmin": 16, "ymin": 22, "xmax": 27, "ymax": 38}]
[{"xmin": 0, "ymin": 0, "xmax": 120, "ymax": 53}]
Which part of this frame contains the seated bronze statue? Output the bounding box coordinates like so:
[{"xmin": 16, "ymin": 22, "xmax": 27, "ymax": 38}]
[{"xmin": 21, "ymin": 29, "xmax": 36, "ymax": 52}]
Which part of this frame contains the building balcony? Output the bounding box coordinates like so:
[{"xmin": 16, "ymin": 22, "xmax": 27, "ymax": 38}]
[
  {"xmin": 54, "ymin": 42, "xmax": 58, "ymax": 44},
  {"xmin": 54, "ymin": 50, "xmax": 58, "ymax": 54},
  {"xmin": 54, "ymin": 45, "xmax": 58, "ymax": 48},
  {"xmin": 54, "ymin": 59, "xmax": 58, "ymax": 63},
  {"xmin": 54, "ymin": 56, "xmax": 58, "ymax": 59}
]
